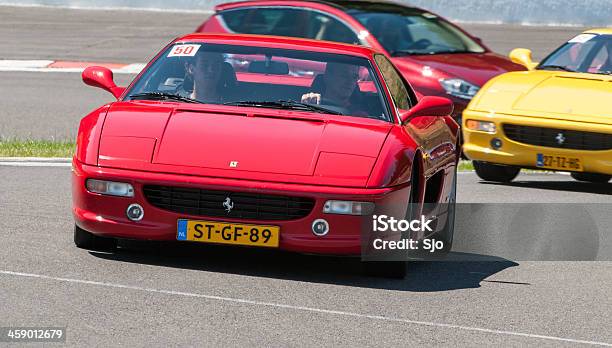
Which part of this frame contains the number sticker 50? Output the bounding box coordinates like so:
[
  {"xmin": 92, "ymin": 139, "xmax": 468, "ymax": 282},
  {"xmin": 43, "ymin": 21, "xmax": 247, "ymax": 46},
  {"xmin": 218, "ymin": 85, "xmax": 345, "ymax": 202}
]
[{"xmin": 168, "ymin": 44, "xmax": 201, "ymax": 57}]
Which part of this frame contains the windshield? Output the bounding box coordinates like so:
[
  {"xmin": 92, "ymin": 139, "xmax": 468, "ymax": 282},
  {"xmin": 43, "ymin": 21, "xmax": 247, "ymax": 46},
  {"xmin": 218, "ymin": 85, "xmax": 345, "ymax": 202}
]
[
  {"xmin": 126, "ymin": 43, "xmax": 390, "ymax": 121},
  {"xmin": 351, "ymin": 10, "xmax": 485, "ymax": 56},
  {"xmin": 538, "ymin": 34, "xmax": 612, "ymax": 75}
]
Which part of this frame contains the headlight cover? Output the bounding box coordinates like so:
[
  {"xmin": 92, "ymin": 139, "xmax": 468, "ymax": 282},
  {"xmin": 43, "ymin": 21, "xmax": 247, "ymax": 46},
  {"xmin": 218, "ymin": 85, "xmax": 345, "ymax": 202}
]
[
  {"xmin": 86, "ymin": 179, "xmax": 134, "ymax": 197},
  {"xmin": 323, "ymin": 200, "xmax": 375, "ymax": 216},
  {"xmin": 439, "ymin": 78, "xmax": 480, "ymax": 100},
  {"xmin": 466, "ymin": 120, "xmax": 496, "ymax": 133}
]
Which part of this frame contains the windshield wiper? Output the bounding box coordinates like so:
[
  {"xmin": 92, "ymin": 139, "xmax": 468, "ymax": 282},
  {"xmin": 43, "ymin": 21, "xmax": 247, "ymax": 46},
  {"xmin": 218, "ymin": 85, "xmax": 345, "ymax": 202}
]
[
  {"xmin": 390, "ymin": 49, "xmax": 422, "ymax": 56},
  {"xmin": 428, "ymin": 50, "xmax": 471, "ymax": 55},
  {"xmin": 538, "ymin": 65, "xmax": 576, "ymax": 72},
  {"xmin": 128, "ymin": 92, "xmax": 204, "ymax": 104},
  {"xmin": 223, "ymin": 100, "xmax": 344, "ymax": 115},
  {"xmin": 391, "ymin": 49, "xmax": 469, "ymax": 56}
]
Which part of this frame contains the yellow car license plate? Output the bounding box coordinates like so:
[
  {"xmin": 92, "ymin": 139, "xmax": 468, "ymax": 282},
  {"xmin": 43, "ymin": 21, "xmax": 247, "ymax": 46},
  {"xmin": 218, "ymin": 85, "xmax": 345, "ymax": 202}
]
[
  {"xmin": 177, "ymin": 219, "xmax": 280, "ymax": 248},
  {"xmin": 536, "ymin": 153, "xmax": 583, "ymax": 171}
]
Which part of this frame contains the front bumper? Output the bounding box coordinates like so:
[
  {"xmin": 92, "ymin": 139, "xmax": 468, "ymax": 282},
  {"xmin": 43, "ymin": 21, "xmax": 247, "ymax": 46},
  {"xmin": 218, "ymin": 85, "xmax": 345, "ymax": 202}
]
[
  {"xmin": 462, "ymin": 110, "xmax": 612, "ymax": 175},
  {"xmin": 72, "ymin": 159, "xmax": 411, "ymax": 255}
]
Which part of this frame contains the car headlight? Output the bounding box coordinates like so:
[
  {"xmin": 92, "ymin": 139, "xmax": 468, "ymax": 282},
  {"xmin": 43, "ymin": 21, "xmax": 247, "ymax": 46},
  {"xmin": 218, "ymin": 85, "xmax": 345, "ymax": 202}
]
[
  {"xmin": 439, "ymin": 78, "xmax": 480, "ymax": 100},
  {"xmin": 323, "ymin": 200, "xmax": 375, "ymax": 215},
  {"xmin": 86, "ymin": 179, "xmax": 134, "ymax": 197},
  {"xmin": 465, "ymin": 120, "xmax": 496, "ymax": 133}
]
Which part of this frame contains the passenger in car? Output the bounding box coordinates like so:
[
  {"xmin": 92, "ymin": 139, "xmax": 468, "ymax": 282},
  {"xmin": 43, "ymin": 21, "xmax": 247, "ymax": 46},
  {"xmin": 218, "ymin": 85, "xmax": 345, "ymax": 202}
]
[
  {"xmin": 176, "ymin": 51, "xmax": 237, "ymax": 103},
  {"xmin": 301, "ymin": 62, "xmax": 368, "ymax": 116}
]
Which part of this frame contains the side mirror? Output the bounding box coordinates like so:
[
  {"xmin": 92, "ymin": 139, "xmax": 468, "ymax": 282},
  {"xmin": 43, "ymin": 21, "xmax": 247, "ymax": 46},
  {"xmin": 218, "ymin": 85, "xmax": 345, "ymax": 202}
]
[
  {"xmin": 82, "ymin": 66, "xmax": 125, "ymax": 99},
  {"xmin": 400, "ymin": 96, "xmax": 453, "ymax": 123},
  {"xmin": 509, "ymin": 48, "xmax": 537, "ymax": 70}
]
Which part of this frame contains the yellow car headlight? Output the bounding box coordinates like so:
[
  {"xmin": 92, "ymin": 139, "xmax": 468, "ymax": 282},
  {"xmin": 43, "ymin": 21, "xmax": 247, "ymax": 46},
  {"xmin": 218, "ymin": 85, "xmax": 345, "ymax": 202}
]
[{"xmin": 466, "ymin": 120, "xmax": 496, "ymax": 133}]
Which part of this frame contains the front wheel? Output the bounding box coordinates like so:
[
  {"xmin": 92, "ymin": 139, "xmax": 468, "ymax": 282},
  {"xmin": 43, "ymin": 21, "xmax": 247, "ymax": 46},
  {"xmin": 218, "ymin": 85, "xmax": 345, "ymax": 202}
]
[
  {"xmin": 74, "ymin": 225, "xmax": 117, "ymax": 251},
  {"xmin": 431, "ymin": 167, "xmax": 457, "ymax": 255},
  {"xmin": 361, "ymin": 161, "xmax": 421, "ymax": 279},
  {"xmin": 473, "ymin": 161, "xmax": 520, "ymax": 183},
  {"xmin": 571, "ymin": 172, "xmax": 611, "ymax": 183}
]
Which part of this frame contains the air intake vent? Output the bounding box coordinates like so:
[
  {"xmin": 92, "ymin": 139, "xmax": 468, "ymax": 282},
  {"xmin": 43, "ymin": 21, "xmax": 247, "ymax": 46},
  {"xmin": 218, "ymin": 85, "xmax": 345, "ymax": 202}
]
[
  {"xmin": 143, "ymin": 185, "xmax": 315, "ymax": 221},
  {"xmin": 503, "ymin": 124, "xmax": 612, "ymax": 150}
]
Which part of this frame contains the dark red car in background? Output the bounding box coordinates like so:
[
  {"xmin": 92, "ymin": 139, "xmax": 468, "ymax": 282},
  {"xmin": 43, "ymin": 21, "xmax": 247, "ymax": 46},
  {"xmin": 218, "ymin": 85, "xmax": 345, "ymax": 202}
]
[{"xmin": 196, "ymin": 0, "xmax": 524, "ymax": 120}]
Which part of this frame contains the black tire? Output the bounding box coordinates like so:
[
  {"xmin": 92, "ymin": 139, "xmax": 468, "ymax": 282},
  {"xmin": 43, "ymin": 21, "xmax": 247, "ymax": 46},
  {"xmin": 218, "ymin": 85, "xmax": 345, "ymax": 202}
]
[
  {"xmin": 571, "ymin": 172, "xmax": 611, "ymax": 183},
  {"xmin": 74, "ymin": 225, "xmax": 117, "ymax": 251},
  {"xmin": 473, "ymin": 161, "xmax": 520, "ymax": 183}
]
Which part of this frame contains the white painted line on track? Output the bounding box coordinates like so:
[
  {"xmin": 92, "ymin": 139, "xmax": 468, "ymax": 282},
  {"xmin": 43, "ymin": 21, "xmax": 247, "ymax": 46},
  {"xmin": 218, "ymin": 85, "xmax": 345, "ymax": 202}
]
[
  {"xmin": 0, "ymin": 157, "xmax": 71, "ymax": 166},
  {"xmin": 0, "ymin": 162, "xmax": 71, "ymax": 167},
  {"xmin": 1, "ymin": 269, "xmax": 611, "ymax": 346},
  {"xmin": 0, "ymin": 59, "xmax": 145, "ymax": 74},
  {"xmin": 0, "ymin": 157, "xmax": 71, "ymax": 162},
  {"xmin": 0, "ymin": 161, "xmax": 471, "ymax": 171},
  {"xmin": 120, "ymin": 63, "xmax": 147, "ymax": 74},
  {"xmin": 0, "ymin": 161, "xmax": 570, "ymax": 177},
  {"xmin": 0, "ymin": 67, "xmax": 140, "ymax": 74},
  {"xmin": 0, "ymin": 60, "xmax": 54, "ymax": 68}
]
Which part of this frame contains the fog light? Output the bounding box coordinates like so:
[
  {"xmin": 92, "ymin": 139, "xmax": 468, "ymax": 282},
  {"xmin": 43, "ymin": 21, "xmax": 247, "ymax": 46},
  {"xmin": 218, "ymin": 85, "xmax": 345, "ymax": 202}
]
[
  {"xmin": 323, "ymin": 201, "xmax": 374, "ymax": 215},
  {"xmin": 86, "ymin": 179, "xmax": 134, "ymax": 197},
  {"xmin": 126, "ymin": 203, "xmax": 144, "ymax": 221},
  {"xmin": 490, "ymin": 138, "xmax": 503, "ymax": 149},
  {"xmin": 312, "ymin": 219, "xmax": 329, "ymax": 236},
  {"xmin": 466, "ymin": 120, "xmax": 496, "ymax": 133}
]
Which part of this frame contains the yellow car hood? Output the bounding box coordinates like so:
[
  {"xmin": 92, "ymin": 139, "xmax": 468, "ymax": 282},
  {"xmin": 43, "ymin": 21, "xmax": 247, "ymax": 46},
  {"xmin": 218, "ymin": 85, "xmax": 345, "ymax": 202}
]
[{"xmin": 469, "ymin": 70, "xmax": 612, "ymax": 125}]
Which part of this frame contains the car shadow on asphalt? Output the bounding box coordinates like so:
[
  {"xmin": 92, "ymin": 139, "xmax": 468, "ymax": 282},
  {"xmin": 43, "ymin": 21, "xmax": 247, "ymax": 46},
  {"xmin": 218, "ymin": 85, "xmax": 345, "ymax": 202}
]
[
  {"xmin": 89, "ymin": 241, "xmax": 519, "ymax": 292},
  {"xmin": 480, "ymin": 179, "xmax": 612, "ymax": 195}
]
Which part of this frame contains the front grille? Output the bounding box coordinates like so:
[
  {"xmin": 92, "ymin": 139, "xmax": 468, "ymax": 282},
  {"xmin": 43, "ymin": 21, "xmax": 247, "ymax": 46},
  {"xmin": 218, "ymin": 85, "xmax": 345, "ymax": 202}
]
[
  {"xmin": 143, "ymin": 185, "xmax": 315, "ymax": 221},
  {"xmin": 503, "ymin": 124, "xmax": 612, "ymax": 150}
]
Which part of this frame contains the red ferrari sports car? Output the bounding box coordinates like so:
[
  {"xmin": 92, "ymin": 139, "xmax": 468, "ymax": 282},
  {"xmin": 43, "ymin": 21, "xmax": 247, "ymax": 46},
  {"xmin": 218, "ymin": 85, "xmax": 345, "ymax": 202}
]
[
  {"xmin": 195, "ymin": 0, "xmax": 524, "ymax": 119},
  {"xmin": 73, "ymin": 33, "xmax": 459, "ymax": 277}
]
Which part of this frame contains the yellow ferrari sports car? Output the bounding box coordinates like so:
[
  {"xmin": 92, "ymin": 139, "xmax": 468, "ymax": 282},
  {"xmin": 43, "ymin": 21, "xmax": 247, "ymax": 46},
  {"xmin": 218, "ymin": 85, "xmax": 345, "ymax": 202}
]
[{"xmin": 463, "ymin": 28, "xmax": 612, "ymax": 183}]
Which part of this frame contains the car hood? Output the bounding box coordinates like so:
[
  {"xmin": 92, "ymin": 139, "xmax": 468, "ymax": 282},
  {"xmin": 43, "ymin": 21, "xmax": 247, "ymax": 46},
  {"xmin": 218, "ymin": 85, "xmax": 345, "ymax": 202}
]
[
  {"xmin": 97, "ymin": 102, "xmax": 392, "ymax": 187},
  {"xmin": 468, "ymin": 70, "xmax": 612, "ymax": 125},
  {"xmin": 393, "ymin": 52, "xmax": 523, "ymax": 86}
]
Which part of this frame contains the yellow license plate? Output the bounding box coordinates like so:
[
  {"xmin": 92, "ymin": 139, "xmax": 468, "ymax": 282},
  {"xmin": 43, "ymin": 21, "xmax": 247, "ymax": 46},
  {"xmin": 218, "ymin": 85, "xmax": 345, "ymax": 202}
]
[
  {"xmin": 177, "ymin": 219, "xmax": 280, "ymax": 248},
  {"xmin": 536, "ymin": 153, "xmax": 583, "ymax": 171}
]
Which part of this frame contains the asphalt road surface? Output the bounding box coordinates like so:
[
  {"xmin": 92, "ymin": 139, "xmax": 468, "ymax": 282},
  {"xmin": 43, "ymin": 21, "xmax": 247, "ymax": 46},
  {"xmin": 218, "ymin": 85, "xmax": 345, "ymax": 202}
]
[
  {"xmin": 0, "ymin": 72, "xmax": 132, "ymax": 140},
  {"xmin": 0, "ymin": 166, "xmax": 611, "ymax": 346},
  {"xmin": 0, "ymin": 5, "xmax": 588, "ymax": 140}
]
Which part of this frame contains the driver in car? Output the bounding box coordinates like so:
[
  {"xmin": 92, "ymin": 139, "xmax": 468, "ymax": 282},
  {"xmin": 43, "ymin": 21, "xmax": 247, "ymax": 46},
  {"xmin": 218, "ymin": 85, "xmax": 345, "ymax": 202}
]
[
  {"xmin": 176, "ymin": 51, "xmax": 234, "ymax": 103},
  {"xmin": 301, "ymin": 62, "xmax": 368, "ymax": 116}
]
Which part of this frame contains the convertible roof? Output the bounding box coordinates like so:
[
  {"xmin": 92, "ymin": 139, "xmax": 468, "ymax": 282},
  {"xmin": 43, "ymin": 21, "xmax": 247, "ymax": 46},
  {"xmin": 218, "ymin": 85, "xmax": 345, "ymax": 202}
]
[{"xmin": 175, "ymin": 33, "xmax": 379, "ymax": 58}]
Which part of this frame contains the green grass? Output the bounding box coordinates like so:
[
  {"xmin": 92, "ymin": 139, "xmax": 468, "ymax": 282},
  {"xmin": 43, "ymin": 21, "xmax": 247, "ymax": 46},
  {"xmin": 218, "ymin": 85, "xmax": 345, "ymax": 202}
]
[
  {"xmin": 0, "ymin": 140, "xmax": 479, "ymax": 172},
  {"xmin": 458, "ymin": 160, "xmax": 474, "ymax": 171},
  {"xmin": 0, "ymin": 140, "xmax": 74, "ymax": 158}
]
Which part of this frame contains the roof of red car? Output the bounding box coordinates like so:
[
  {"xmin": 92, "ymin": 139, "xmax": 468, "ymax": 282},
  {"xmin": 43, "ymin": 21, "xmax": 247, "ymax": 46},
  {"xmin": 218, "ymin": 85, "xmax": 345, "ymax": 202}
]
[
  {"xmin": 175, "ymin": 33, "xmax": 379, "ymax": 58},
  {"xmin": 215, "ymin": 0, "xmax": 403, "ymax": 12}
]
